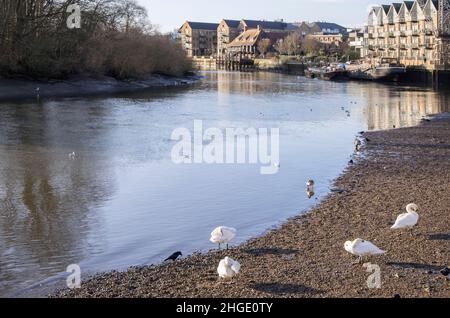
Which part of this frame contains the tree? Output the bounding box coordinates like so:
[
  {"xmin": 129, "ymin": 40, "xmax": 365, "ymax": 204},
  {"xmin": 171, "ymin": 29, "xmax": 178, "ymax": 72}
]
[
  {"xmin": 274, "ymin": 32, "xmax": 302, "ymax": 56},
  {"xmin": 257, "ymin": 38, "xmax": 272, "ymax": 58},
  {"xmin": 301, "ymin": 37, "xmax": 323, "ymax": 56},
  {"xmin": 284, "ymin": 32, "xmax": 302, "ymax": 56},
  {"xmin": 0, "ymin": 0, "xmax": 191, "ymax": 78}
]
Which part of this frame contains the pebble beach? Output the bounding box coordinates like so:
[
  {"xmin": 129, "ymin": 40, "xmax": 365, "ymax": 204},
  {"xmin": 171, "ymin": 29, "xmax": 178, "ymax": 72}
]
[{"xmin": 54, "ymin": 114, "xmax": 450, "ymax": 298}]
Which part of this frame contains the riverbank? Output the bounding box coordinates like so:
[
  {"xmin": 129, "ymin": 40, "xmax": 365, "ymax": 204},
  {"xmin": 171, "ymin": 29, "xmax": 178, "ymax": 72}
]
[
  {"xmin": 53, "ymin": 113, "xmax": 450, "ymax": 298},
  {"xmin": 0, "ymin": 74, "xmax": 200, "ymax": 102}
]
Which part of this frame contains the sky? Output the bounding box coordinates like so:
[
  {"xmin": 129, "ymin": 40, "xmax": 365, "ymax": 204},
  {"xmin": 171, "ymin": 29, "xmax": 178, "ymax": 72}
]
[{"xmin": 138, "ymin": 0, "xmax": 388, "ymax": 33}]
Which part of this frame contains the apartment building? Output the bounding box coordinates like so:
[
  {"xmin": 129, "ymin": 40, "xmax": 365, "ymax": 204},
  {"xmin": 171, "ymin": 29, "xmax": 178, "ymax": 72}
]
[
  {"xmin": 365, "ymin": 0, "xmax": 450, "ymax": 70},
  {"xmin": 179, "ymin": 21, "xmax": 219, "ymax": 57},
  {"xmin": 349, "ymin": 28, "xmax": 368, "ymax": 57},
  {"xmin": 217, "ymin": 20, "xmax": 241, "ymax": 56}
]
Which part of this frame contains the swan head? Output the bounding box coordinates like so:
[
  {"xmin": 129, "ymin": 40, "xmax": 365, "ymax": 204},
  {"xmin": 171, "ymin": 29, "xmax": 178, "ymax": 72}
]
[
  {"xmin": 344, "ymin": 241, "xmax": 354, "ymax": 252},
  {"xmin": 307, "ymin": 180, "xmax": 315, "ymax": 187},
  {"xmin": 406, "ymin": 203, "xmax": 419, "ymax": 214},
  {"xmin": 223, "ymin": 257, "xmax": 233, "ymax": 266}
]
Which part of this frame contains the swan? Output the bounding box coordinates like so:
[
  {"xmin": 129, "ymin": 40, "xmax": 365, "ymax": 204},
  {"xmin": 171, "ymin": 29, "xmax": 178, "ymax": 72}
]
[
  {"xmin": 344, "ymin": 239, "xmax": 386, "ymax": 264},
  {"xmin": 210, "ymin": 226, "xmax": 237, "ymax": 250},
  {"xmin": 217, "ymin": 257, "xmax": 241, "ymax": 279},
  {"xmin": 391, "ymin": 204, "xmax": 419, "ymax": 232},
  {"xmin": 68, "ymin": 152, "xmax": 76, "ymax": 160}
]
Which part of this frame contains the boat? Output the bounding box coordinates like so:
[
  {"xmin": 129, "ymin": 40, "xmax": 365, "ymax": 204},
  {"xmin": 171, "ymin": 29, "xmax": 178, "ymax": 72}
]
[
  {"xmin": 348, "ymin": 58, "xmax": 406, "ymax": 81},
  {"xmin": 306, "ymin": 65, "xmax": 349, "ymax": 81}
]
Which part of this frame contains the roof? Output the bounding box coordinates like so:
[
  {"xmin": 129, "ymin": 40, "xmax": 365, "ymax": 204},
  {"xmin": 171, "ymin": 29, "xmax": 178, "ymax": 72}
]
[
  {"xmin": 382, "ymin": 5, "xmax": 391, "ymax": 14},
  {"xmin": 228, "ymin": 29, "xmax": 263, "ymax": 47},
  {"xmin": 185, "ymin": 21, "xmax": 219, "ymax": 31},
  {"xmin": 431, "ymin": 0, "xmax": 439, "ymax": 9},
  {"xmin": 313, "ymin": 22, "xmax": 347, "ymax": 31},
  {"xmin": 241, "ymin": 20, "xmax": 288, "ymax": 30},
  {"xmin": 392, "ymin": 3, "xmax": 402, "ymax": 13},
  {"xmin": 403, "ymin": 1, "xmax": 414, "ymax": 10},
  {"xmin": 223, "ymin": 19, "xmax": 241, "ymax": 28}
]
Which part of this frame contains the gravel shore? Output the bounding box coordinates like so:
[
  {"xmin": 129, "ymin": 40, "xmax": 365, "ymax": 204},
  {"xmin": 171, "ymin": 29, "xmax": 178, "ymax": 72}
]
[
  {"xmin": 54, "ymin": 114, "xmax": 450, "ymax": 298},
  {"xmin": 0, "ymin": 74, "xmax": 199, "ymax": 102}
]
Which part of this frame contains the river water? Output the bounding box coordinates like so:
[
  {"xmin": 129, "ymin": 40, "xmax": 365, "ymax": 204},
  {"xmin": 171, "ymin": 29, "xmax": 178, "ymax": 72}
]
[{"xmin": 0, "ymin": 71, "xmax": 448, "ymax": 297}]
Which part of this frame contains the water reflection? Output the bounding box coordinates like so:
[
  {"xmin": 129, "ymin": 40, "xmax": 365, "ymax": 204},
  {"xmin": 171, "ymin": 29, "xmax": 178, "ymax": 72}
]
[
  {"xmin": 0, "ymin": 71, "xmax": 448, "ymax": 297},
  {"xmin": 364, "ymin": 88, "xmax": 450, "ymax": 130}
]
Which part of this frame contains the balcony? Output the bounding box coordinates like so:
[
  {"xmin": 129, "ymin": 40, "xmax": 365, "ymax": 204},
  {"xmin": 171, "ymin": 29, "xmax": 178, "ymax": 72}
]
[
  {"xmin": 388, "ymin": 32, "xmax": 395, "ymax": 38},
  {"xmin": 400, "ymin": 44, "xmax": 407, "ymax": 50},
  {"xmin": 399, "ymin": 31, "xmax": 407, "ymax": 37},
  {"xmin": 410, "ymin": 43, "xmax": 420, "ymax": 49},
  {"xmin": 425, "ymin": 42, "xmax": 435, "ymax": 50},
  {"xmin": 411, "ymin": 30, "xmax": 420, "ymax": 36},
  {"xmin": 350, "ymin": 41, "xmax": 364, "ymax": 47}
]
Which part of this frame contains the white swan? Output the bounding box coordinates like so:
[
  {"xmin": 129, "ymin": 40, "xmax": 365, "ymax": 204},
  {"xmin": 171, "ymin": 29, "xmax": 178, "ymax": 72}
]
[
  {"xmin": 344, "ymin": 239, "xmax": 386, "ymax": 263},
  {"xmin": 68, "ymin": 152, "xmax": 76, "ymax": 160},
  {"xmin": 210, "ymin": 226, "xmax": 237, "ymax": 250},
  {"xmin": 391, "ymin": 204, "xmax": 419, "ymax": 231},
  {"xmin": 217, "ymin": 257, "xmax": 241, "ymax": 279}
]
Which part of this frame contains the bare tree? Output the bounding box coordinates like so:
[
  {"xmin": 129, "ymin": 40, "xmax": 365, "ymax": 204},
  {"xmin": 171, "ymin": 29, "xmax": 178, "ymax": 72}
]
[
  {"xmin": 257, "ymin": 38, "xmax": 272, "ymax": 58},
  {"xmin": 0, "ymin": 0, "xmax": 190, "ymax": 78}
]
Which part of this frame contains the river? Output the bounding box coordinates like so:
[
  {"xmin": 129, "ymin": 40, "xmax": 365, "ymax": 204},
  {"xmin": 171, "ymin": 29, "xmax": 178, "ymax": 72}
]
[{"xmin": 0, "ymin": 71, "xmax": 448, "ymax": 297}]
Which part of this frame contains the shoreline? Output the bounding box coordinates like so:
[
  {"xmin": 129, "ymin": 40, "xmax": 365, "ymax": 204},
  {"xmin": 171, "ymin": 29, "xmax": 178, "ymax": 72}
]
[
  {"xmin": 0, "ymin": 74, "xmax": 200, "ymax": 102},
  {"xmin": 54, "ymin": 114, "xmax": 450, "ymax": 298}
]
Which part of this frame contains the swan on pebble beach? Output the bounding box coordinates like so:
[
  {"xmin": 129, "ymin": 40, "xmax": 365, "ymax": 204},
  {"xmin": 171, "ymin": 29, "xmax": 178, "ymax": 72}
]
[
  {"xmin": 210, "ymin": 226, "xmax": 237, "ymax": 250},
  {"xmin": 217, "ymin": 257, "xmax": 241, "ymax": 280},
  {"xmin": 344, "ymin": 239, "xmax": 386, "ymax": 264},
  {"xmin": 391, "ymin": 204, "xmax": 420, "ymax": 232}
]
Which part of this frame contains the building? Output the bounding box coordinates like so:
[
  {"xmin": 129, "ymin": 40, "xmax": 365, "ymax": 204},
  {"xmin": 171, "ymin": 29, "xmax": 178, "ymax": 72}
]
[
  {"xmin": 292, "ymin": 21, "xmax": 348, "ymax": 36},
  {"xmin": 365, "ymin": 0, "xmax": 450, "ymax": 70},
  {"xmin": 226, "ymin": 27, "xmax": 264, "ymax": 60},
  {"xmin": 238, "ymin": 20, "xmax": 293, "ymax": 33},
  {"xmin": 349, "ymin": 28, "xmax": 368, "ymax": 57},
  {"xmin": 217, "ymin": 19, "xmax": 295, "ymax": 58},
  {"xmin": 226, "ymin": 26, "xmax": 290, "ymax": 59},
  {"xmin": 217, "ymin": 20, "xmax": 241, "ymax": 56},
  {"xmin": 179, "ymin": 21, "xmax": 219, "ymax": 57},
  {"xmin": 305, "ymin": 34, "xmax": 344, "ymax": 46}
]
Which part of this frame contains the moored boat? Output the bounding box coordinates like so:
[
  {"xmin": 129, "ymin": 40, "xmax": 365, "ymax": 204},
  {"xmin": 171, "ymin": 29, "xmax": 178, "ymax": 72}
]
[
  {"xmin": 348, "ymin": 58, "xmax": 406, "ymax": 81},
  {"xmin": 306, "ymin": 65, "xmax": 349, "ymax": 81}
]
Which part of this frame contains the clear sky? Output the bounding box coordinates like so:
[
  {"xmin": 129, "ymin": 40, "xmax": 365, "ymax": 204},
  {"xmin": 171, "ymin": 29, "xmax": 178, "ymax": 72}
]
[{"xmin": 138, "ymin": 0, "xmax": 387, "ymax": 33}]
